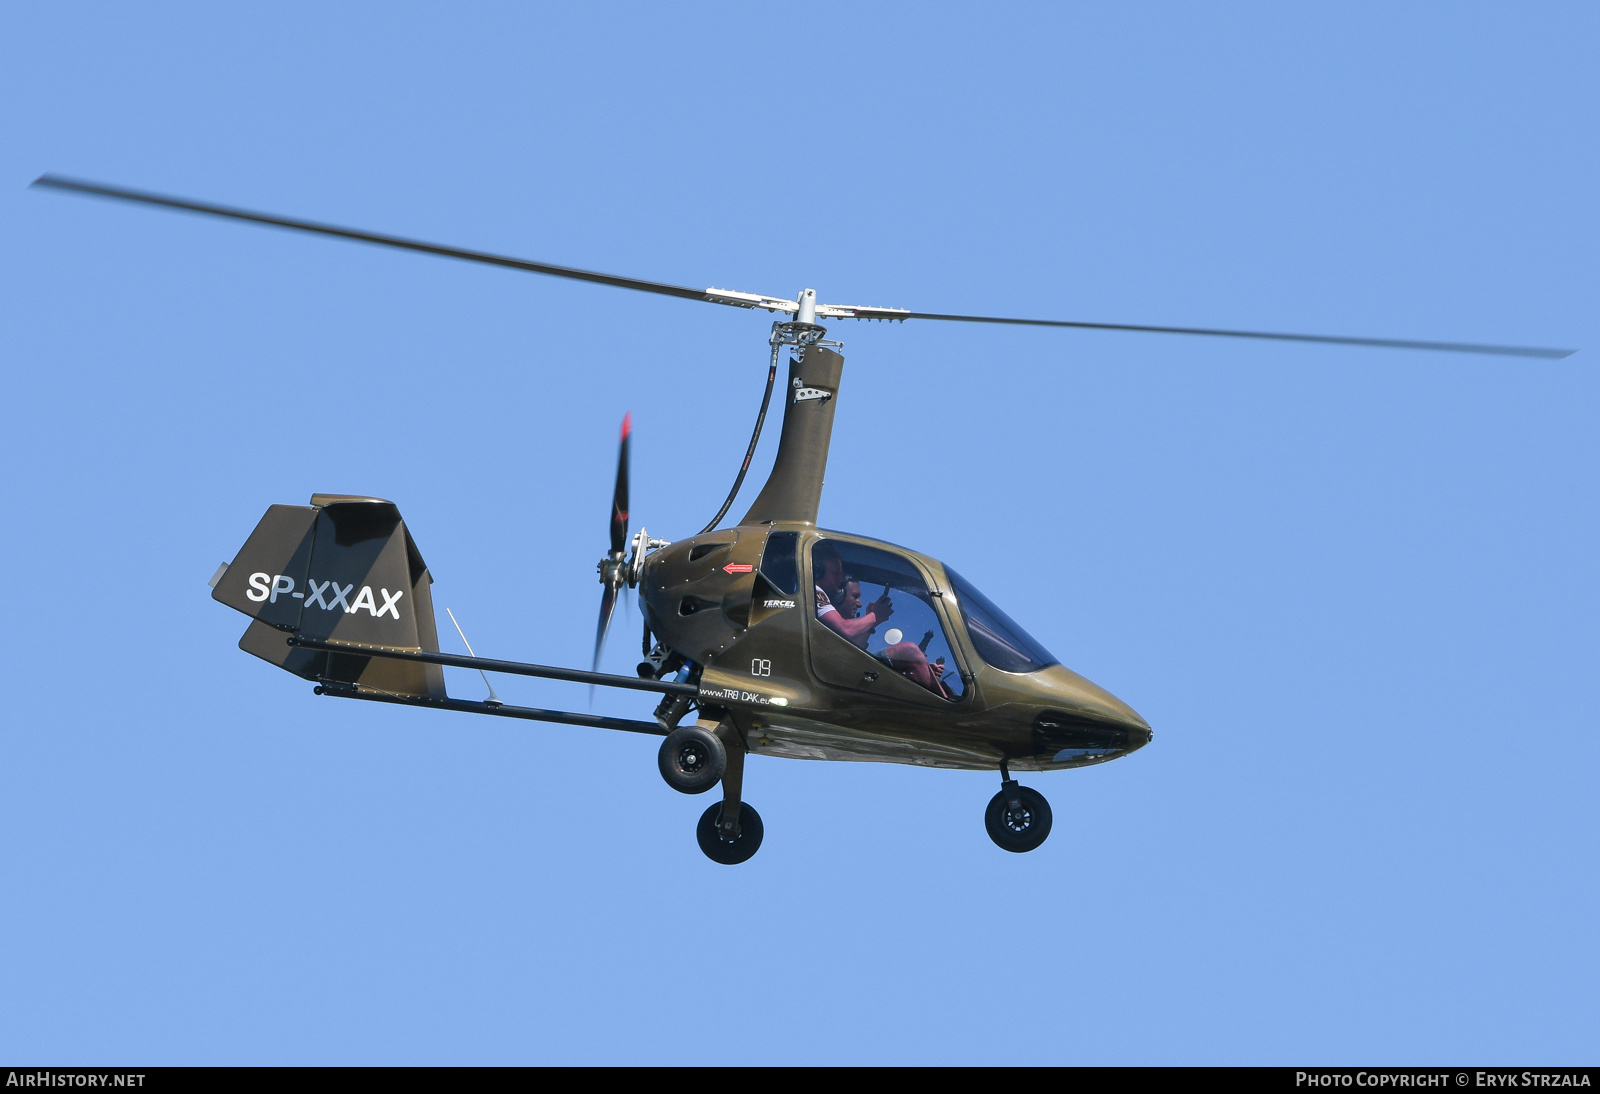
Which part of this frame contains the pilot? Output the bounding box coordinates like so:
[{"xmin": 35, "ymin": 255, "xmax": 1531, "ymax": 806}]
[
  {"xmin": 881, "ymin": 641, "xmax": 953, "ymax": 699},
  {"xmin": 837, "ymin": 576, "xmax": 863, "ymax": 617},
  {"xmin": 814, "ymin": 545, "xmax": 892, "ymax": 646},
  {"xmin": 831, "ymin": 576, "xmax": 870, "ymax": 649}
]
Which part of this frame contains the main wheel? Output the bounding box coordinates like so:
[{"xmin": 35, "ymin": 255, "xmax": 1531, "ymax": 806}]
[
  {"xmin": 658, "ymin": 725, "xmax": 726, "ymax": 794},
  {"xmin": 985, "ymin": 785, "xmax": 1052, "ymax": 853},
  {"xmin": 696, "ymin": 801, "xmax": 764, "ymax": 865}
]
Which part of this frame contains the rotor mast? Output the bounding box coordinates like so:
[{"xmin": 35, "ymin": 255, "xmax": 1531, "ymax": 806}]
[{"xmin": 733, "ymin": 290, "xmax": 844, "ymax": 528}]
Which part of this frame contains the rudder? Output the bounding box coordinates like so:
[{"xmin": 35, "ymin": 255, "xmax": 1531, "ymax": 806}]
[{"xmin": 211, "ymin": 494, "xmax": 446, "ymax": 698}]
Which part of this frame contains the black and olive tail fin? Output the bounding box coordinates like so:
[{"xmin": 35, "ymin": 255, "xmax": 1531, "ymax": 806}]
[{"xmin": 210, "ymin": 494, "xmax": 446, "ymax": 698}]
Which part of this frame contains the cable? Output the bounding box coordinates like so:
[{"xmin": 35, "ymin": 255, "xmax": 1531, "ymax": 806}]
[{"xmin": 698, "ymin": 349, "xmax": 780, "ymax": 534}]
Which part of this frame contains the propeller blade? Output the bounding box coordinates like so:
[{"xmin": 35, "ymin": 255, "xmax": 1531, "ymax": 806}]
[
  {"xmin": 593, "ymin": 582, "xmax": 618, "ymax": 676},
  {"xmin": 592, "ymin": 413, "xmax": 631, "ymax": 680},
  {"xmin": 611, "ymin": 413, "xmax": 631, "ymax": 556},
  {"xmin": 901, "ymin": 310, "xmax": 1574, "ymax": 359}
]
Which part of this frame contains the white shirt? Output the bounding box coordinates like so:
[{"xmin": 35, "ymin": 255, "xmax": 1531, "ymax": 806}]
[{"xmin": 815, "ymin": 584, "xmax": 838, "ymax": 617}]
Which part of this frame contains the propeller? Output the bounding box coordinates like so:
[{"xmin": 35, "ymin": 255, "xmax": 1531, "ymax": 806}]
[
  {"xmin": 594, "ymin": 413, "xmax": 631, "ymax": 674},
  {"xmin": 30, "ymin": 174, "xmax": 1575, "ymax": 358}
]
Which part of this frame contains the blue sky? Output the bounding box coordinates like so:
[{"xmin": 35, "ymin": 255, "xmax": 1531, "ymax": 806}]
[{"xmin": 1, "ymin": 3, "xmax": 1594, "ymax": 1064}]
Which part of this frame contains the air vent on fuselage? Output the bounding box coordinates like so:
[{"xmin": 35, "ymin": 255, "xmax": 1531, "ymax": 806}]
[{"xmin": 1032, "ymin": 711, "xmax": 1130, "ymax": 751}]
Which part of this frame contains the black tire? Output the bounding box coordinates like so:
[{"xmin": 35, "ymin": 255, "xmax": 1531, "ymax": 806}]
[
  {"xmin": 696, "ymin": 801, "xmax": 764, "ymax": 865},
  {"xmin": 984, "ymin": 785, "xmax": 1052, "ymax": 853},
  {"xmin": 658, "ymin": 725, "xmax": 726, "ymax": 794}
]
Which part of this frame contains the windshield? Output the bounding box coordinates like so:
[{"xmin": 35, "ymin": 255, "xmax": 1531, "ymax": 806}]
[{"xmin": 944, "ymin": 567, "xmax": 1058, "ymax": 673}]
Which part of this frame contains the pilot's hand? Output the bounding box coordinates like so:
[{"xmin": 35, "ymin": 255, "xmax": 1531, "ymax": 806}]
[{"xmin": 867, "ymin": 592, "xmax": 894, "ymax": 624}]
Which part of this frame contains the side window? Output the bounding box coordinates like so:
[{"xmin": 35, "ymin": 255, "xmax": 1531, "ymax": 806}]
[
  {"xmin": 809, "ymin": 540, "xmax": 965, "ymax": 700},
  {"xmin": 760, "ymin": 531, "xmax": 800, "ymax": 595}
]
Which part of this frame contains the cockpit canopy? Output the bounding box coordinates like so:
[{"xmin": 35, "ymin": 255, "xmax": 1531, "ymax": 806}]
[
  {"xmin": 789, "ymin": 532, "xmax": 1061, "ymax": 702},
  {"xmin": 944, "ymin": 568, "xmax": 1058, "ymax": 674},
  {"xmin": 805, "ymin": 537, "xmax": 967, "ymax": 700}
]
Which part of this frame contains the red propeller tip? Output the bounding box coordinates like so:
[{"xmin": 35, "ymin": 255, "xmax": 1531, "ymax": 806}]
[{"xmin": 620, "ymin": 412, "xmax": 632, "ymax": 440}]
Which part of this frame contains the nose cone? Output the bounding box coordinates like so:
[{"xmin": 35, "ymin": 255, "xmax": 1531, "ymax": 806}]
[{"xmin": 1033, "ymin": 664, "xmax": 1153, "ymax": 750}]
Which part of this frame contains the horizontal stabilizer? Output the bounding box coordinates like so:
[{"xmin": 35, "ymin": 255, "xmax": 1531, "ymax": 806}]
[{"xmin": 213, "ymin": 495, "xmax": 445, "ymax": 698}]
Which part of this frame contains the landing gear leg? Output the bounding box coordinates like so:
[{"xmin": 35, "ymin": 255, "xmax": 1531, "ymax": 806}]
[
  {"xmin": 696, "ymin": 719, "xmax": 763, "ymax": 865},
  {"xmin": 985, "ymin": 758, "xmax": 1052, "ymax": 853}
]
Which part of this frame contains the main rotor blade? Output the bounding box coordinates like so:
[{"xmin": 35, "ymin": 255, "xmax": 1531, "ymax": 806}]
[
  {"xmin": 32, "ymin": 174, "xmax": 715, "ymax": 305},
  {"xmin": 33, "ymin": 175, "xmax": 1572, "ymax": 358},
  {"xmin": 611, "ymin": 413, "xmax": 631, "ymax": 557},
  {"xmin": 902, "ymin": 310, "xmax": 1574, "ymax": 359}
]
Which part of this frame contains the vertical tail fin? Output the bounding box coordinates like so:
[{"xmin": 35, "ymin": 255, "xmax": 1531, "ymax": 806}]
[{"xmin": 211, "ymin": 495, "xmax": 446, "ymax": 698}]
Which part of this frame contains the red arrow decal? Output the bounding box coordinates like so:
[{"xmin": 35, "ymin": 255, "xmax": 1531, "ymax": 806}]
[{"xmin": 723, "ymin": 563, "xmax": 754, "ymax": 574}]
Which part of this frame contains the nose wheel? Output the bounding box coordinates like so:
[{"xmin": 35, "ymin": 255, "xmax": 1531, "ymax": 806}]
[{"xmin": 985, "ymin": 762, "xmax": 1052, "ymax": 853}]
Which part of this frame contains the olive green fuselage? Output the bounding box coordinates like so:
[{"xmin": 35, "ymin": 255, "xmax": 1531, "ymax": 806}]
[
  {"xmin": 638, "ymin": 337, "xmax": 1150, "ymax": 773},
  {"xmin": 642, "ymin": 524, "xmax": 1150, "ymax": 772}
]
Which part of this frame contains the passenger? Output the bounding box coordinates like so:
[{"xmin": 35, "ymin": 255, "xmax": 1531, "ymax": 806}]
[
  {"xmin": 881, "ymin": 640, "xmax": 954, "ymax": 699},
  {"xmin": 814, "ymin": 545, "xmax": 892, "ymax": 647}
]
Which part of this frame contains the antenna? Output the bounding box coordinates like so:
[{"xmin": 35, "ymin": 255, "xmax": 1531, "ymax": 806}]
[{"xmin": 445, "ymin": 608, "xmax": 502, "ymax": 706}]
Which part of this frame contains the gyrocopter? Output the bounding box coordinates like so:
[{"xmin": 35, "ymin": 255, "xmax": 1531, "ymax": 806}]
[{"xmin": 32, "ymin": 174, "xmax": 1572, "ymax": 863}]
